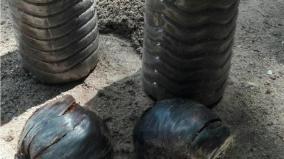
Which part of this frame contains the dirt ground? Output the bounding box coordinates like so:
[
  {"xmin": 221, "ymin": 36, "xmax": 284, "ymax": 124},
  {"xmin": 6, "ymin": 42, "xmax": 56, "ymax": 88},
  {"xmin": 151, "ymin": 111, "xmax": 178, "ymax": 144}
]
[{"xmin": 1, "ymin": 0, "xmax": 284, "ymax": 159}]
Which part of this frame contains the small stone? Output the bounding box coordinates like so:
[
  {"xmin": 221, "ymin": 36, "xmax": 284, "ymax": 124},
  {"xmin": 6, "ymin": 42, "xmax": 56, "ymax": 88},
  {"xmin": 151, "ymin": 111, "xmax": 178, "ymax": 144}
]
[
  {"xmin": 97, "ymin": 92, "xmax": 105, "ymax": 97},
  {"xmin": 153, "ymin": 82, "xmax": 157, "ymax": 87},
  {"xmin": 270, "ymin": 76, "xmax": 277, "ymax": 80},
  {"xmin": 125, "ymin": 80, "xmax": 134, "ymax": 86},
  {"xmin": 120, "ymin": 42, "xmax": 127, "ymax": 47},
  {"xmin": 3, "ymin": 135, "xmax": 14, "ymax": 142},
  {"xmin": 267, "ymin": 122, "xmax": 273, "ymax": 126},
  {"xmin": 250, "ymin": 147, "xmax": 257, "ymax": 152},
  {"xmin": 265, "ymin": 89, "xmax": 272, "ymax": 94},
  {"xmin": 245, "ymin": 82, "xmax": 258, "ymax": 88},
  {"xmin": 267, "ymin": 70, "xmax": 273, "ymax": 75},
  {"xmin": 0, "ymin": 21, "xmax": 6, "ymax": 25}
]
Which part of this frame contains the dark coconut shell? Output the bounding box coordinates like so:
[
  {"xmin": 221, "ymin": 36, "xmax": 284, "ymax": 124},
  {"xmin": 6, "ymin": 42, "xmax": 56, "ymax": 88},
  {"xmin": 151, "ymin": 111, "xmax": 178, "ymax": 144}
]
[
  {"xmin": 133, "ymin": 99, "xmax": 232, "ymax": 159},
  {"xmin": 16, "ymin": 95, "xmax": 113, "ymax": 159}
]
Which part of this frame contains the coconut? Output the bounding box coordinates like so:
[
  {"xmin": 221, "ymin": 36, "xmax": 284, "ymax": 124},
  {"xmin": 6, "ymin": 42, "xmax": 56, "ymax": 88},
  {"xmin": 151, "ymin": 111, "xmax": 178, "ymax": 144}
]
[
  {"xmin": 133, "ymin": 99, "xmax": 232, "ymax": 159},
  {"xmin": 16, "ymin": 95, "xmax": 113, "ymax": 159}
]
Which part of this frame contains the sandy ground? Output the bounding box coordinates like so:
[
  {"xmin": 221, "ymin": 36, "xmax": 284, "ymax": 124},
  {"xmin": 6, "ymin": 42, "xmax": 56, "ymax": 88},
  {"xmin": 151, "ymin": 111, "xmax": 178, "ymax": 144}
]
[{"xmin": 1, "ymin": 0, "xmax": 284, "ymax": 159}]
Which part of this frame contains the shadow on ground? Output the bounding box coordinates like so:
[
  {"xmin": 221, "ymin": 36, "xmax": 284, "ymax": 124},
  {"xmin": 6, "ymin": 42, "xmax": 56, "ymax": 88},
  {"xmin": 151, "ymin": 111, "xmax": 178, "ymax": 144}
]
[
  {"xmin": 85, "ymin": 70, "xmax": 283, "ymax": 159},
  {"xmin": 1, "ymin": 51, "xmax": 77, "ymax": 124},
  {"xmin": 85, "ymin": 71, "xmax": 153, "ymax": 159}
]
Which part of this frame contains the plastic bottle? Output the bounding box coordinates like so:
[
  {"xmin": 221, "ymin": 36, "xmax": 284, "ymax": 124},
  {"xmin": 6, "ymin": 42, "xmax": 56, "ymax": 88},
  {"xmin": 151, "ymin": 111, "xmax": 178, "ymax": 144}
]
[
  {"xmin": 142, "ymin": 0, "xmax": 239, "ymax": 106},
  {"xmin": 10, "ymin": 0, "xmax": 99, "ymax": 84}
]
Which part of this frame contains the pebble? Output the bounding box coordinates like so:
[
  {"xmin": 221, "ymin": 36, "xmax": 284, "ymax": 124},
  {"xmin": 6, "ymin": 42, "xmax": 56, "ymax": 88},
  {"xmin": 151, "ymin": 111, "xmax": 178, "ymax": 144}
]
[
  {"xmin": 153, "ymin": 82, "xmax": 157, "ymax": 87},
  {"xmin": 265, "ymin": 89, "xmax": 272, "ymax": 94},
  {"xmin": 2, "ymin": 135, "xmax": 14, "ymax": 142},
  {"xmin": 267, "ymin": 70, "xmax": 273, "ymax": 75},
  {"xmin": 270, "ymin": 76, "xmax": 277, "ymax": 80},
  {"xmin": 245, "ymin": 81, "xmax": 258, "ymax": 88}
]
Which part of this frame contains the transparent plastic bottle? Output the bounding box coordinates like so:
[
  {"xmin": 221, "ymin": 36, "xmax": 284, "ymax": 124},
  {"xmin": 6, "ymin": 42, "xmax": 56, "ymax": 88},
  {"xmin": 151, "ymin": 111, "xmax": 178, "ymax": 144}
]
[
  {"xmin": 142, "ymin": 0, "xmax": 239, "ymax": 106},
  {"xmin": 10, "ymin": 0, "xmax": 99, "ymax": 84}
]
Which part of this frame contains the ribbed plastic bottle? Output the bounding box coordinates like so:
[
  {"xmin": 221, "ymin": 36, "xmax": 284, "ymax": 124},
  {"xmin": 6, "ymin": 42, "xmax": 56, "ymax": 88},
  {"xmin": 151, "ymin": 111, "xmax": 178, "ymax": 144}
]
[
  {"xmin": 142, "ymin": 0, "xmax": 239, "ymax": 106},
  {"xmin": 9, "ymin": 0, "xmax": 99, "ymax": 84}
]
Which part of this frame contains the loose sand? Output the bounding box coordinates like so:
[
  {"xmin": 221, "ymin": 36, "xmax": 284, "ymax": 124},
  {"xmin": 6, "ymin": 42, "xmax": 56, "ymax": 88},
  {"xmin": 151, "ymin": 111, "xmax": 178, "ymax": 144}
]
[{"xmin": 1, "ymin": 0, "xmax": 284, "ymax": 158}]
